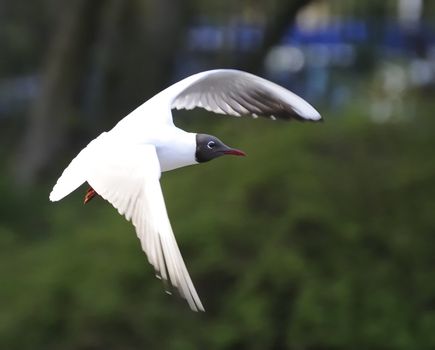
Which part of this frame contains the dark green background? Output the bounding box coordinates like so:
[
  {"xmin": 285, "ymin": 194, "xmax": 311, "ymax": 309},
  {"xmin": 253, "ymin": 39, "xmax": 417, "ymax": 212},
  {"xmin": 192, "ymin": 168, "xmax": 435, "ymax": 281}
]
[{"xmin": 1, "ymin": 0, "xmax": 435, "ymax": 349}]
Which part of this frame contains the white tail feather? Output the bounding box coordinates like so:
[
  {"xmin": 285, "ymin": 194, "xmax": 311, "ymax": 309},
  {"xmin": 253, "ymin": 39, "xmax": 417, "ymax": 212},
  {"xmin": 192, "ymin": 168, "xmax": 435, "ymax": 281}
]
[{"xmin": 49, "ymin": 132, "xmax": 108, "ymax": 202}]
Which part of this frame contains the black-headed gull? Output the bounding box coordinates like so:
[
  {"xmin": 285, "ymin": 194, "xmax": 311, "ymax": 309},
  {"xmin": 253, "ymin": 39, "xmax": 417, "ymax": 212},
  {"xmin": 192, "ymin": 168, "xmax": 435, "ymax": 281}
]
[{"xmin": 49, "ymin": 69, "xmax": 322, "ymax": 311}]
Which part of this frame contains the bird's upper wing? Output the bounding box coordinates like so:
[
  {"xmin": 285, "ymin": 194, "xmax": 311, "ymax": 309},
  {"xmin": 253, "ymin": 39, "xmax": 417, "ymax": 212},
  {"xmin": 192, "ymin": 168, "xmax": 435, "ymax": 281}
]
[
  {"xmin": 165, "ymin": 69, "xmax": 321, "ymax": 122},
  {"xmin": 85, "ymin": 142, "xmax": 204, "ymax": 311},
  {"xmin": 112, "ymin": 69, "xmax": 321, "ymax": 135}
]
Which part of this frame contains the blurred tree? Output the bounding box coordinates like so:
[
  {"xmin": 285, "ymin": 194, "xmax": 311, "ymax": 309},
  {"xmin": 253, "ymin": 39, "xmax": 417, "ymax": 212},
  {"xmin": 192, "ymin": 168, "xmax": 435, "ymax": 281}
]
[
  {"xmin": 14, "ymin": 0, "xmax": 109, "ymax": 185},
  {"xmin": 13, "ymin": 0, "xmax": 315, "ymax": 185},
  {"xmin": 14, "ymin": 0, "xmax": 193, "ymax": 185},
  {"xmin": 242, "ymin": 0, "xmax": 316, "ymax": 73}
]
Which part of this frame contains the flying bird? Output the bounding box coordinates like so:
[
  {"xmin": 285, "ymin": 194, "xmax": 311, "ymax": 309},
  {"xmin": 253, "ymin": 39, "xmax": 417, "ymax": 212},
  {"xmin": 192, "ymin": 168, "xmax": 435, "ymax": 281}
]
[{"xmin": 49, "ymin": 69, "xmax": 322, "ymax": 311}]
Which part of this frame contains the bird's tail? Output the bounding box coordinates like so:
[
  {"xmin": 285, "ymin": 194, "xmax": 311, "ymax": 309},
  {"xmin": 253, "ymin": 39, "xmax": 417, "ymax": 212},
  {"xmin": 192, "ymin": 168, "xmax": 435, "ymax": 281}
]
[{"xmin": 49, "ymin": 132, "xmax": 107, "ymax": 202}]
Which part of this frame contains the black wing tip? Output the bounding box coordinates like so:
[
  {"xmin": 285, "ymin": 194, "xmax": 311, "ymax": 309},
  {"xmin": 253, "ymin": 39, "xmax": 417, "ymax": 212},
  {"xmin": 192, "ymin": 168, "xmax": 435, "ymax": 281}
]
[
  {"xmin": 297, "ymin": 114, "xmax": 324, "ymax": 123},
  {"xmin": 247, "ymin": 112, "xmax": 323, "ymax": 123}
]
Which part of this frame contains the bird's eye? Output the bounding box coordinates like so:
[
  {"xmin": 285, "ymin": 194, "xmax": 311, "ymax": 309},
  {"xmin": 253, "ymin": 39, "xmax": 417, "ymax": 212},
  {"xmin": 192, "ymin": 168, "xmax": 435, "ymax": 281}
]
[{"xmin": 207, "ymin": 141, "xmax": 216, "ymax": 149}]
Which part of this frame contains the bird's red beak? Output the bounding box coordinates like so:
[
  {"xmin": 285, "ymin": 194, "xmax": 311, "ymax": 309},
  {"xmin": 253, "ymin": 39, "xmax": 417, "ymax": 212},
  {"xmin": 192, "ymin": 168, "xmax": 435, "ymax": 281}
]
[{"xmin": 223, "ymin": 148, "xmax": 247, "ymax": 156}]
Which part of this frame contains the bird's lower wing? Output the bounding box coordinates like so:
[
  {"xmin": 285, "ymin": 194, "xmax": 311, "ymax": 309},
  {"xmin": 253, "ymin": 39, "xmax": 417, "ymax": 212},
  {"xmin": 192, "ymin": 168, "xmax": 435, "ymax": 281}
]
[{"xmin": 86, "ymin": 143, "xmax": 204, "ymax": 311}]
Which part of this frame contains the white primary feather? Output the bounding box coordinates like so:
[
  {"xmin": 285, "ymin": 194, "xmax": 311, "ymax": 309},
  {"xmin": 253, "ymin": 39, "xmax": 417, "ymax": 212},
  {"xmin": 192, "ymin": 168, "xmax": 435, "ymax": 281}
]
[{"xmin": 84, "ymin": 143, "xmax": 204, "ymax": 311}]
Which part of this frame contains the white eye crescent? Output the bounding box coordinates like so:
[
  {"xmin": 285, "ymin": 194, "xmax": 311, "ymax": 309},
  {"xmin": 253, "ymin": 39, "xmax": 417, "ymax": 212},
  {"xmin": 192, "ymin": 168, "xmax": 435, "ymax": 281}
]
[{"xmin": 207, "ymin": 141, "xmax": 216, "ymax": 149}]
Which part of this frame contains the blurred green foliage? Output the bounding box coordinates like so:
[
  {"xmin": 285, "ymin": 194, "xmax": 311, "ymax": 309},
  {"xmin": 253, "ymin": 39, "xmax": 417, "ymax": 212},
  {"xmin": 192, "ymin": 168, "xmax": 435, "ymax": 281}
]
[
  {"xmin": 2, "ymin": 0, "xmax": 435, "ymax": 348},
  {"xmin": 1, "ymin": 95, "xmax": 435, "ymax": 349}
]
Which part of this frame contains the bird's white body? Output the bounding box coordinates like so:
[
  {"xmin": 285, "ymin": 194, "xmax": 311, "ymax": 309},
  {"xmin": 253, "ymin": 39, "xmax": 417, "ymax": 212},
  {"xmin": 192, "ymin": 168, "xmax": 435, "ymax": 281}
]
[
  {"xmin": 49, "ymin": 69, "xmax": 321, "ymax": 311},
  {"xmin": 112, "ymin": 122, "xmax": 198, "ymax": 172},
  {"xmin": 105, "ymin": 97, "xmax": 199, "ymax": 173}
]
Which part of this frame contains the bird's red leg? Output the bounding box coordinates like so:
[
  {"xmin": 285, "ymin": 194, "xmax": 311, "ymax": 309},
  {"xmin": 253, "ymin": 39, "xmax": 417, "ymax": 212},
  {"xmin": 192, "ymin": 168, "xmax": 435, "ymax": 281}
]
[{"xmin": 84, "ymin": 187, "xmax": 97, "ymax": 204}]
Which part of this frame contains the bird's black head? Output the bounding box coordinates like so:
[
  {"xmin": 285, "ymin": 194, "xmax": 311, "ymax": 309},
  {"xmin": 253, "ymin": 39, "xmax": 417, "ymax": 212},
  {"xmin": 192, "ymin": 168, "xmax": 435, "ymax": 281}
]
[{"xmin": 195, "ymin": 134, "xmax": 246, "ymax": 163}]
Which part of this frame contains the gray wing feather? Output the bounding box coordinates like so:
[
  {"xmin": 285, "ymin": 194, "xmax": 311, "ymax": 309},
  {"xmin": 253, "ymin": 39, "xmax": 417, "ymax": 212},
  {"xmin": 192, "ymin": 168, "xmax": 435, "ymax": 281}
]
[{"xmin": 170, "ymin": 70, "xmax": 321, "ymax": 122}]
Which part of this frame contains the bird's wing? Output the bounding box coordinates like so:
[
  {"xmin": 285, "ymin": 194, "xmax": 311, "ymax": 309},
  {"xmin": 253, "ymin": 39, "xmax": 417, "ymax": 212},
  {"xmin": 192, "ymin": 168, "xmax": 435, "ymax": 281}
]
[
  {"xmin": 111, "ymin": 69, "xmax": 321, "ymax": 134},
  {"xmin": 86, "ymin": 143, "xmax": 204, "ymax": 311},
  {"xmin": 166, "ymin": 69, "xmax": 321, "ymax": 122}
]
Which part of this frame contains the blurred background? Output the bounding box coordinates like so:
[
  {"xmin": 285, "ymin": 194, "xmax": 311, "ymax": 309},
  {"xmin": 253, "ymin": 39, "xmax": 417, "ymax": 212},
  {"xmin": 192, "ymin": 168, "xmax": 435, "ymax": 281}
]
[{"xmin": 1, "ymin": 0, "xmax": 435, "ymax": 348}]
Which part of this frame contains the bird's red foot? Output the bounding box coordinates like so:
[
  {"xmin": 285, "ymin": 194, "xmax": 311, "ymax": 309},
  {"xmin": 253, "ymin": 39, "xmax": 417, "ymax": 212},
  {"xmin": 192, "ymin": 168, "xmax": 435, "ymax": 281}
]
[{"xmin": 84, "ymin": 187, "xmax": 97, "ymax": 204}]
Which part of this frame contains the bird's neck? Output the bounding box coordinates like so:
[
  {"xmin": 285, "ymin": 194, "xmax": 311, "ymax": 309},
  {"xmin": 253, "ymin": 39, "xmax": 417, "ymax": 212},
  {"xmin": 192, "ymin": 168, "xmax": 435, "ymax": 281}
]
[{"xmin": 156, "ymin": 130, "xmax": 198, "ymax": 172}]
